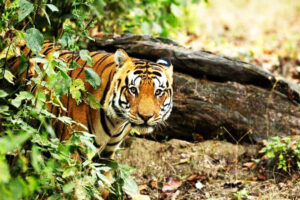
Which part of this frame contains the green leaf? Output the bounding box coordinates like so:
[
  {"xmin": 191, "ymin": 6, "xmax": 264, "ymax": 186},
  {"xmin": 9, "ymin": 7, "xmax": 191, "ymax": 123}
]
[
  {"xmin": 46, "ymin": 4, "xmax": 59, "ymax": 12},
  {"xmin": 42, "ymin": 8, "xmax": 51, "ymax": 25},
  {"xmin": 119, "ymin": 165, "xmax": 138, "ymax": 195},
  {"xmin": 4, "ymin": 70, "xmax": 15, "ymax": 84},
  {"xmin": 11, "ymin": 91, "xmax": 34, "ymax": 108},
  {"xmin": 85, "ymin": 68, "xmax": 101, "ymax": 89},
  {"xmin": 122, "ymin": 176, "xmax": 138, "ymax": 196},
  {"xmin": 57, "ymin": 116, "xmax": 73, "ymax": 125},
  {"xmin": 0, "ymin": 90, "xmax": 8, "ymax": 98},
  {"xmin": 58, "ymin": 32, "xmax": 76, "ymax": 48},
  {"xmin": 86, "ymin": 93, "xmax": 100, "ymax": 109},
  {"xmin": 18, "ymin": 55, "xmax": 29, "ymax": 75},
  {"xmin": 266, "ymin": 151, "xmax": 275, "ymax": 158},
  {"xmin": 80, "ymin": 50, "xmax": 93, "ymax": 66},
  {"xmin": 31, "ymin": 145, "xmax": 44, "ymax": 173},
  {"xmin": 47, "ymin": 72, "xmax": 71, "ymax": 97},
  {"xmin": 63, "ymin": 182, "xmax": 75, "ymax": 193},
  {"xmin": 62, "ymin": 167, "xmax": 76, "ymax": 178},
  {"xmin": 18, "ymin": 0, "xmax": 34, "ymax": 22},
  {"xmin": 25, "ymin": 28, "xmax": 44, "ymax": 55},
  {"xmin": 171, "ymin": 4, "xmax": 183, "ymax": 17},
  {"xmin": 0, "ymin": 156, "xmax": 11, "ymax": 183},
  {"xmin": 70, "ymin": 79, "xmax": 85, "ymax": 104},
  {"xmin": 0, "ymin": 132, "xmax": 32, "ymax": 154},
  {"xmin": 0, "ymin": 105, "xmax": 9, "ymax": 114}
]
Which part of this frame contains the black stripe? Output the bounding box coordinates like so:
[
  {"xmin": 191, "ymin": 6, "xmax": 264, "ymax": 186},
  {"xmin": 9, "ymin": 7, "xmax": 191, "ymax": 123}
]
[
  {"xmin": 101, "ymin": 62, "xmax": 114, "ymax": 73},
  {"xmin": 86, "ymin": 110, "xmax": 93, "ymax": 134},
  {"xmin": 88, "ymin": 108, "xmax": 96, "ymax": 133},
  {"xmin": 152, "ymin": 71, "xmax": 162, "ymax": 76},
  {"xmin": 44, "ymin": 40, "xmax": 53, "ymax": 44},
  {"xmin": 93, "ymin": 141, "xmax": 101, "ymax": 148},
  {"xmin": 91, "ymin": 51, "xmax": 106, "ymax": 58},
  {"xmin": 100, "ymin": 150, "xmax": 114, "ymax": 158},
  {"xmin": 112, "ymin": 123, "xmax": 129, "ymax": 138},
  {"xmin": 75, "ymin": 61, "xmax": 87, "ymax": 79},
  {"xmin": 20, "ymin": 44, "xmax": 27, "ymax": 51},
  {"xmin": 118, "ymin": 86, "xmax": 128, "ymax": 106},
  {"xmin": 59, "ymin": 51, "xmax": 73, "ymax": 57},
  {"xmin": 94, "ymin": 54, "xmax": 111, "ymax": 70},
  {"xmin": 43, "ymin": 45, "xmax": 54, "ymax": 55},
  {"xmin": 50, "ymin": 105, "xmax": 54, "ymax": 113},
  {"xmin": 100, "ymin": 108, "xmax": 112, "ymax": 137},
  {"xmin": 7, "ymin": 56, "xmax": 17, "ymax": 64},
  {"xmin": 66, "ymin": 53, "xmax": 78, "ymax": 63},
  {"xmin": 134, "ymin": 70, "xmax": 143, "ymax": 75},
  {"xmin": 107, "ymin": 141, "xmax": 120, "ymax": 146},
  {"xmin": 100, "ymin": 70, "xmax": 114, "ymax": 105},
  {"xmin": 25, "ymin": 50, "xmax": 32, "ymax": 81},
  {"xmin": 153, "ymin": 77, "xmax": 161, "ymax": 85}
]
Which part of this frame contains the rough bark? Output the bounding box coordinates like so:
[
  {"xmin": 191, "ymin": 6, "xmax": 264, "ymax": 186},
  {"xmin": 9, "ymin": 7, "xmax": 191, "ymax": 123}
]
[
  {"xmin": 167, "ymin": 73, "xmax": 300, "ymax": 141},
  {"xmin": 88, "ymin": 35, "xmax": 300, "ymax": 142}
]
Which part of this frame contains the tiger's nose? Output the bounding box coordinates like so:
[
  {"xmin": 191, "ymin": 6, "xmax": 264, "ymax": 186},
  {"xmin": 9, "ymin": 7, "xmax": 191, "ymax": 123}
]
[{"xmin": 138, "ymin": 112, "xmax": 153, "ymax": 122}]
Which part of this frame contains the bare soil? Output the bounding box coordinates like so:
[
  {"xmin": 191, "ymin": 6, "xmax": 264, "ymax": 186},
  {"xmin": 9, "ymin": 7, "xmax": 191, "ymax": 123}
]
[{"xmin": 117, "ymin": 137, "xmax": 300, "ymax": 200}]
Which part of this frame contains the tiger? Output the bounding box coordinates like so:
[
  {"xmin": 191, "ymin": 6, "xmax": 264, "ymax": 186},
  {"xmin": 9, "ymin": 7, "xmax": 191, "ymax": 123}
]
[{"xmin": 6, "ymin": 41, "xmax": 174, "ymax": 160}]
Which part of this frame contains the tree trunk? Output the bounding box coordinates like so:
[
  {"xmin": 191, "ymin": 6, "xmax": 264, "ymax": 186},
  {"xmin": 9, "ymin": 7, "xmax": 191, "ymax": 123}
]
[{"xmin": 88, "ymin": 35, "xmax": 300, "ymax": 142}]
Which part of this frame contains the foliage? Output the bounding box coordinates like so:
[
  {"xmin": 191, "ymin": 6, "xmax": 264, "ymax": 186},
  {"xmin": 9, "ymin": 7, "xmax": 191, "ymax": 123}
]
[
  {"xmin": 91, "ymin": 0, "xmax": 207, "ymax": 37},
  {"xmin": 0, "ymin": 0, "xmax": 145, "ymax": 199},
  {"xmin": 232, "ymin": 188, "xmax": 249, "ymax": 200},
  {"xmin": 260, "ymin": 137, "xmax": 300, "ymax": 172}
]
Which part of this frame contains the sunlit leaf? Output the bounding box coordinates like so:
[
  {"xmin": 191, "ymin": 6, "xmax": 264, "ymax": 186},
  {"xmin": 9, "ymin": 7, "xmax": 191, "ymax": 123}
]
[
  {"xmin": 4, "ymin": 70, "xmax": 15, "ymax": 84},
  {"xmin": 25, "ymin": 28, "xmax": 44, "ymax": 55},
  {"xmin": 122, "ymin": 176, "xmax": 138, "ymax": 196},
  {"xmin": 171, "ymin": 4, "xmax": 183, "ymax": 17},
  {"xmin": 80, "ymin": 50, "xmax": 93, "ymax": 66},
  {"xmin": 11, "ymin": 91, "xmax": 34, "ymax": 108},
  {"xmin": 18, "ymin": 55, "xmax": 29, "ymax": 75},
  {"xmin": 31, "ymin": 145, "xmax": 44, "ymax": 173},
  {"xmin": 46, "ymin": 4, "xmax": 59, "ymax": 12},
  {"xmin": 0, "ymin": 156, "xmax": 11, "ymax": 183},
  {"xmin": 70, "ymin": 79, "xmax": 85, "ymax": 104},
  {"xmin": 18, "ymin": 0, "xmax": 34, "ymax": 22},
  {"xmin": 0, "ymin": 90, "xmax": 8, "ymax": 98},
  {"xmin": 58, "ymin": 32, "xmax": 76, "ymax": 48},
  {"xmin": 0, "ymin": 105, "xmax": 9, "ymax": 114},
  {"xmin": 86, "ymin": 93, "xmax": 100, "ymax": 109},
  {"xmin": 85, "ymin": 68, "xmax": 101, "ymax": 89},
  {"xmin": 0, "ymin": 132, "xmax": 32, "ymax": 154}
]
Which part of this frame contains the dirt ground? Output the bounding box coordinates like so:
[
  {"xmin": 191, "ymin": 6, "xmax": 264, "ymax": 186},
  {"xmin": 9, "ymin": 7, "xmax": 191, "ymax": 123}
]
[
  {"xmin": 117, "ymin": 137, "xmax": 300, "ymax": 200},
  {"xmin": 116, "ymin": 1, "xmax": 300, "ymax": 199}
]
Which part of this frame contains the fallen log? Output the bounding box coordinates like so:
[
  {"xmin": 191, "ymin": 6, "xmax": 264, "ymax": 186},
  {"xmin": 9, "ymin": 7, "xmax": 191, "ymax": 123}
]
[{"xmin": 88, "ymin": 35, "xmax": 300, "ymax": 142}]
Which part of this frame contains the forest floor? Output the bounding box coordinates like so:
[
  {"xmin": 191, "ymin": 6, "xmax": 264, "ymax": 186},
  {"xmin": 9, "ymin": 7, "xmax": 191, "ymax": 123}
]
[
  {"xmin": 117, "ymin": 0, "xmax": 300, "ymax": 199},
  {"xmin": 117, "ymin": 137, "xmax": 300, "ymax": 200},
  {"xmin": 176, "ymin": 0, "xmax": 300, "ymax": 84}
]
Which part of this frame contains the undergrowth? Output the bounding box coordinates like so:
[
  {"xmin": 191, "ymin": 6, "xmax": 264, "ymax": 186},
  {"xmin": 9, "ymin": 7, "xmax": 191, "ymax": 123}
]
[{"xmin": 260, "ymin": 136, "xmax": 300, "ymax": 173}]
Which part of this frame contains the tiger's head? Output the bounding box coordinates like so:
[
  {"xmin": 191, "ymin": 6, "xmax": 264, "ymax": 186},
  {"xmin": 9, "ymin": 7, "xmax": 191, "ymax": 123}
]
[{"xmin": 104, "ymin": 49, "xmax": 173, "ymax": 134}]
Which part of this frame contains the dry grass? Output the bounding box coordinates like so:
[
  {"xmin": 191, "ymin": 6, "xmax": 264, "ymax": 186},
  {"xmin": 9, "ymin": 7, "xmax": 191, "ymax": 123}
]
[{"xmin": 117, "ymin": 137, "xmax": 300, "ymax": 199}]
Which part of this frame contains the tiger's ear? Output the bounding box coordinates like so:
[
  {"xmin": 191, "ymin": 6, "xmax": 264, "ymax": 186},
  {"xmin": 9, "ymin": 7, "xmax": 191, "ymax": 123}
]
[
  {"xmin": 114, "ymin": 49, "xmax": 129, "ymax": 68},
  {"xmin": 157, "ymin": 58, "xmax": 171, "ymax": 67},
  {"xmin": 157, "ymin": 57, "xmax": 173, "ymax": 77}
]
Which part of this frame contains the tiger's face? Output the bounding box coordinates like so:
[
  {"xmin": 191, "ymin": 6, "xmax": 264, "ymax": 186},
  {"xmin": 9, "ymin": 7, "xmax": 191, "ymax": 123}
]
[{"xmin": 105, "ymin": 49, "xmax": 173, "ymax": 134}]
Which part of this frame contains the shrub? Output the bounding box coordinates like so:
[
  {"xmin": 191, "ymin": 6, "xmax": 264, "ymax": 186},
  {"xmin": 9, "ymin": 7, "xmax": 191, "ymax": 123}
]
[{"xmin": 260, "ymin": 137, "xmax": 300, "ymax": 173}]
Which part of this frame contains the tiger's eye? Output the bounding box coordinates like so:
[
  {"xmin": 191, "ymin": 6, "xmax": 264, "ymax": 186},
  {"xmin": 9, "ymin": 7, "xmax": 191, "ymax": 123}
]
[
  {"xmin": 129, "ymin": 87, "xmax": 137, "ymax": 95},
  {"xmin": 155, "ymin": 89, "xmax": 163, "ymax": 96}
]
